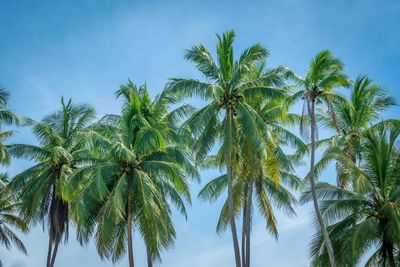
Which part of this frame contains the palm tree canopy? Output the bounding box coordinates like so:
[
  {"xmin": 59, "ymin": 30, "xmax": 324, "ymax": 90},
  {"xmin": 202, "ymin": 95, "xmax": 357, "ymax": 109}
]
[
  {"xmin": 294, "ymin": 50, "xmax": 350, "ymax": 139},
  {"xmin": 0, "ymin": 87, "xmax": 20, "ymax": 167},
  {"xmin": 301, "ymin": 124, "xmax": 400, "ymax": 266},
  {"xmin": 303, "ymin": 75, "xmax": 397, "ymax": 188},
  {"xmin": 0, "ymin": 175, "xmax": 29, "ymax": 267},
  {"xmin": 198, "ymin": 93, "xmax": 302, "ymax": 237},
  {"xmin": 168, "ymin": 30, "xmax": 296, "ymax": 168},
  {"xmin": 318, "ymin": 75, "xmax": 396, "ymax": 139},
  {"xmin": 68, "ymin": 82, "xmax": 197, "ymax": 263},
  {"xmin": 198, "ymin": 159, "xmax": 299, "ymax": 236},
  {"xmin": 0, "ymin": 197, "xmax": 28, "ymax": 267},
  {"xmin": 7, "ymin": 98, "xmax": 95, "ymax": 245},
  {"xmin": 305, "ymin": 50, "xmax": 349, "ymax": 92}
]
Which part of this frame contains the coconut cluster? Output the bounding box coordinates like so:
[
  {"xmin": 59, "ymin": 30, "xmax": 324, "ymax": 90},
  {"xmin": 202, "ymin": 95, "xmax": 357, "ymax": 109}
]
[{"xmin": 218, "ymin": 94, "xmax": 244, "ymax": 116}]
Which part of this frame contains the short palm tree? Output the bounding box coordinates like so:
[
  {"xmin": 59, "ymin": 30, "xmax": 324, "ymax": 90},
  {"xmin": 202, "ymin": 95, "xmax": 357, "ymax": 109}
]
[
  {"xmin": 0, "ymin": 87, "xmax": 20, "ymax": 170},
  {"xmin": 198, "ymin": 150, "xmax": 299, "ymax": 267},
  {"xmin": 168, "ymin": 30, "xmax": 286, "ymax": 267},
  {"xmin": 0, "ymin": 87, "xmax": 27, "ymax": 266},
  {"xmin": 295, "ymin": 50, "xmax": 350, "ymax": 267},
  {"xmin": 7, "ymin": 98, "xmax": 95, "ymax": 267},
  {"xmin": 311, "ymin": 75, "xmax": 396, "ymax": 188},
  {"xmin": 68, "ymin": 82, "xmax": 196, "ymax": 267},
  {"xmin": 301, "ymin": 125, "xmax": 400, "ymax": 266},
  {"xmin": 0, "ymin": 176, "xmax": 28, "ymax": 267}
]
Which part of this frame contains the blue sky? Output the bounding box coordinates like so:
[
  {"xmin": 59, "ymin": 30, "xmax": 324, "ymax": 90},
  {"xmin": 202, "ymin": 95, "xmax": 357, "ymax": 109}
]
[{"xmin": 1, "ymin": 0, "xmax": 399, "ymax": 266}]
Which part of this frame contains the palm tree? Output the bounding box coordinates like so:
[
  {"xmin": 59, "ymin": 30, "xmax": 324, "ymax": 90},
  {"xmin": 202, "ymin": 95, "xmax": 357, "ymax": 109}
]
[
  {"xmin": 0, "ymin": 196, "xmax": 28, "ymax": 267},
  {"xmin": 0, "ymin": 174, "xmax": 28, "ymax": 267},
  {"xmin": 7, "ymin": 98, "xmax": 95, "ymax": 267},
  {"xmin": 68, "ymin": 82, "xmax": 196, "ymax": 267},
  {"xmin": 296, "ymin": 50, "xmax": 350, "ymax": 267},
  {"xmin": 0, "ymin": 87, "xmax": 27, "ymax": 266},
  {"xmin": 310, "ymin": 75, "xmax": 396, "ymax": 188},
  {"xmin": 242, "ymin": 85, "xmax": 306, "ymax": 267},
  {"xmin": 301, "ymin": 124, "xmax": 400, "ymax": 266},
  {"xmin": 0, "ymin": 87, "xmax": 20, "ymax": 171},
  {"xmin": 234, "ymin": 62, "xmax": 304, "ymax": 267},
  {"xmin": 199, "ymin": 91, "xmax": 304, "ymax": 267},
  {"xmin": 168, "ymin": 30, "xmax": 287, "ymax": 267},
  {"xmin": 198, "ymin": 152, "xmax": 299, "ymax": 267}
]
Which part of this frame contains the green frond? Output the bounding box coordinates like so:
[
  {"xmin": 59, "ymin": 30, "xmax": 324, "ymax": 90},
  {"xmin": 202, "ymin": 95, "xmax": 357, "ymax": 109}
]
[
  {"xmin": 167, "ymin": 79, "xmax": 217, "ymax": 100},
  {"xmin": 216, "ymin": 30, "xmax": 236, "ymax": 82},
  {"xmin": 198, "ymin": 174, "xmax": 227, "ymax": 202},
  {"xmin": 184, "ymin": 44, "xmax": 220, "ymax": 80}
]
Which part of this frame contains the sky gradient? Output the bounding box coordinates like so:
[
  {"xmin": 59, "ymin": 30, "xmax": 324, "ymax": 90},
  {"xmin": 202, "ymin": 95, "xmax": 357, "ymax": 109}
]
[{"xmin": 1, "ymin": 1, "xmax": 399, "ymax": 266}]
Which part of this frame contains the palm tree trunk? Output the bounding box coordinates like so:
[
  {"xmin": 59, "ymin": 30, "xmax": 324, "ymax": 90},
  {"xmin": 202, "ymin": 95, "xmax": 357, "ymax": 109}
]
[
  {"xmin": 387, "ymin": 248, "xmax": 396, "ymax": 267},
  {"xmin": 146, "ymin": 244, "xmax": 153, "ymax": 267},
  {"xmin": 47, "ymin": 185, "xmax": 56, "ymax": 267},
  {"xmin": 127, "ymin": 191, "xmax": 134, "ymax": 267},
  {"xmin": 227, "ymin": 164, "xmax": 241, "ymax": 267},
  {"xmin": 383, "ymin": 236, "xmax": 396, "ymax": 267},
  {"xmin": 308, "ymin": 98, "xmax": 337, "ymax": 267},
  {"xmin": 226, "ymin": 110, "xmax": 241, "ymax": 267},
  {"xmin": 241, "ymin": 203, "xmax": 246, "ymax": 267},
  {"xmin": 245, "ymin": 179, "xmax": 253, "ymax": 267},
  {"xmin": 49, "ymin": 236, "xmax": 60, "ymax": 267},
  {"xmin": 46, "ymin": 235, "xmax": 53, "ymax": 267}
]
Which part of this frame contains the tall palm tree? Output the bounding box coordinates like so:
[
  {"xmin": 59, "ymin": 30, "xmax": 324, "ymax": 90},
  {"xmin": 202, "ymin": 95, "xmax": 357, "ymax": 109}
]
[
  {"xmin": 7, "ymin": 98, "xmax": 95, "ymax": 267},
  {"xmin": 301, "ymin": 124, "xmax": 400, "ymax": 266},
  {"xmin": 68, "ymin": 82, "xmax": 196, "ymax": 267},
  {"xmin": 237, "ymin": 63, "xmax": 304, "ymax": 267},
  {"xmin": 310, "ymin": 75, "xmax": 396, "ymax": 188},
  {"xmin": 168, "ymin": 30, "xmax": 286, "ymax": 267},
  {"xmin": 198, "ymin": 92, "xmax": 304, "ymax": 267},
  {"xmin": 243, "ymin": 86, "xmax": 306, "ymax": 267},
  {"xmin": 296, "ymin": 50, "xmax": 350, "ymax": 267}
]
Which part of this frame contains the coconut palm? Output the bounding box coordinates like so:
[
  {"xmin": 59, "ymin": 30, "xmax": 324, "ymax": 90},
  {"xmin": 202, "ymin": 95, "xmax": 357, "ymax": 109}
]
[
  {"xmin": 167, "ymin": 30, "xmax": 288, "ymax": 267},
  {"xmin": 0, "ymin": 175, "xmax": 28, "ymax": 267},
  {"xmin": 7, "ymin": 98, "xmax": 95, "ymax": 267},
  {"xmin": 242, "ymin": 86, "xmax": 306, "ymax": 267},
  {"xmin": 68, "ymin": 82, "xmax": 196, "ymax": 267},
  {"xmin": 0, "ymin": 88, "xmax": 26, "ymax": 266},
  {"xmin": 0, "ymin": 198, "xmax": 28, "ymax": 267},
  {"xmin": 295, "ymin": 50, "xmax": 350, "ymax": 267},
  {"xmin": 198, "ymin": 150, "xmax": 299, "ymax": 267},
  {"xmin": 301, "ymin": 124, "xmax": 400, "ymax": 266},
  {"xmin": 199, "ymin": 91, "xmax": 304, "ymax": 267},
  {"xmin": 0, "ymin": 87, "xmax": 20, "ymax": 170},
  {"xmin": 310, "ymin": 75, "xmax": 396, "ymax": 188},
  {"xmin": 238, "ymin": 63, "xmax": 304, "ymax": 267}
]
